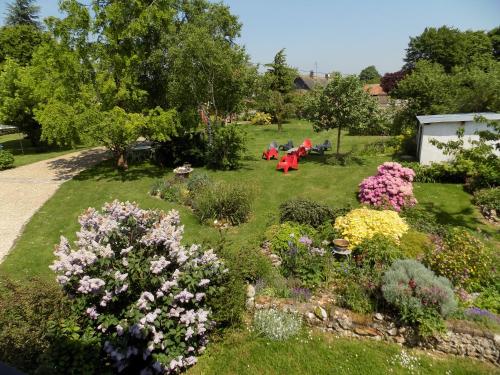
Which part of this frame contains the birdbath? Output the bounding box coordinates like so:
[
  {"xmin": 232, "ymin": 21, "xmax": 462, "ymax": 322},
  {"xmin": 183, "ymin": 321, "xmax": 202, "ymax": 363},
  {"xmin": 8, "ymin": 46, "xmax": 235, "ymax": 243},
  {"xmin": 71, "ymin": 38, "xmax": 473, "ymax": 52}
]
[
  {"xmin": 173, "ymin": 164, "xmax": 193, "ymax": 179},
  {"xmin": 332, "ymin": 239, "xmax": 351, "ymax": 255}
]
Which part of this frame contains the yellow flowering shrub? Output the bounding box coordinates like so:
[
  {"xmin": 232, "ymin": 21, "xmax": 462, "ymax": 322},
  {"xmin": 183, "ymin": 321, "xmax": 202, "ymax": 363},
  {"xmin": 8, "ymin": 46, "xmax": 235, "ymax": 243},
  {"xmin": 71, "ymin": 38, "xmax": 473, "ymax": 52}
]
[{"xmin": 334, "ymin": 207, "xmax": 409, "ymax": 249}]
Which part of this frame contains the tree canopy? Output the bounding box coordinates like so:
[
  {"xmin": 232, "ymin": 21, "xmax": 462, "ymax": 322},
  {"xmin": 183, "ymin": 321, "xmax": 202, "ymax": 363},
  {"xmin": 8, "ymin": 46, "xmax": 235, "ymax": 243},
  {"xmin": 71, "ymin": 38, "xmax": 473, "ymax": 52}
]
[
  {"xmin": 4, "ymin": 0, "xmax": 40, "ymax": 27},
  {"xmin": 304, "ymin": 73, "xmax": 379, "ymax": 155},
  {"xmin": 359, "ymin": 65, "xmax": 381, "ymax": 83},
  {"xmin": 404, "ymin": 26, "xmax": 494, "ymax": 72}
]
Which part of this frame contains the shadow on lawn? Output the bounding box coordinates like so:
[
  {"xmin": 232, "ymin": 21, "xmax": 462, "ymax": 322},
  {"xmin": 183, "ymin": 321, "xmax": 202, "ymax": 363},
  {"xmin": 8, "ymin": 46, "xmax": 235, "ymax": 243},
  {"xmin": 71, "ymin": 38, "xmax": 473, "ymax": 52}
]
[
  {"xmin": 419, "ymin": 201, "xmax": 480, "ymax": 230},
  {"xmin": 74, "ymin": 159, "xmax": 164, "ymax": 182}
]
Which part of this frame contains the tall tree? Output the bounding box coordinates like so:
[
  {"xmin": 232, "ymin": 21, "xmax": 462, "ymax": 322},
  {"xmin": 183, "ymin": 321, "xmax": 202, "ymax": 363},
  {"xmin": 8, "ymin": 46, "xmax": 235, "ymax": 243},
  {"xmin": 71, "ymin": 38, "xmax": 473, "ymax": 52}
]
[
  {"xmin": 304, "ymin": 73, "xmax": 378, "ymax": 156},
  {"xmin": 404, "ymin": 26, "xmax": 494, "ymax": 72},
  {"xmin": 5, "ymin": 0, "xmax": 40, "ymax": 27},
  {"xmin": 262, "ymin": 49, "xmax": 297, "ymax": 130},
  {"xmin": 380, "ymin": 70, "xmax": 407, "ymax": 94},
  {"xmin": 359, "ymin": 65, "xmax": 380, "ymax": 83},
  {"xmin": 488, "ymin": 26, "xmax": 500, "ymax": 60}
]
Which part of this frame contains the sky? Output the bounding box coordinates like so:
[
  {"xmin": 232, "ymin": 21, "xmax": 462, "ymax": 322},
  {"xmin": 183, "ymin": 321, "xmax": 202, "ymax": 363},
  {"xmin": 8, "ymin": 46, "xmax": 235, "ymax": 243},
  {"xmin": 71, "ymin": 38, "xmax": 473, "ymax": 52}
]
[{"xmin": 0, "ymin": 0, "xmax": 498, "ymax": 75}]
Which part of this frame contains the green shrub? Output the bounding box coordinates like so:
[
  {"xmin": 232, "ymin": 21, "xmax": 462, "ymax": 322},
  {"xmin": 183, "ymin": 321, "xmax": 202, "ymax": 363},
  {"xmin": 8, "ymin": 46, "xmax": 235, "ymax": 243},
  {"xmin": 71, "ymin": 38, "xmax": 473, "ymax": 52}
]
[
  {"xmin": 253, "ymin": 309, "xmax": 302, "ymax": 341},
  {"xmin": 382, "ymin": 260, "xmax": 457, "ymax": 337},
  {"xmin": 473, "ymin": 187, "xmax": 500, "ymax": 212},
  {"xmin": 353, "ymin": 234, "xmax": 403, "ymax": 273},
  {"xmin": 279, "ymin": 199, "xmax": 335, "ymax": 228},
  {"xmin": 192, "ymin": 181, "xmax": 254, "ymax": 225},
  {"xmin": 265, "ymin": 222, "xmax": 316, "ymax": 256},
  {"xmin": 206, "ymin": 123, "xmax": 247, "ymax": 170},
  {"xmin": 149, "ymin": 178, "xmax": 185, "ymax": 202},
  {"xmin": 400, "ymin": 161, "xmax": 465, "ymax": 183},
  {"xmin": 187, "ymin": 171, "xmax": 212, "ymax": 194},
  {"xmin": 424, "ymin": 228, "xmax": 493, "ymax": 292},
  {"xmin": 250, "ymin": 111, "xmax": 272, "ymax": 125},
  {"xmin": 337, "ymin": 279, "xmax": 374, "ymax": 314},
  {"xmin": 398, "ymin": 230, "xmax": 432, "ymax": 259},
  {"xmin": 473, "ymin": 286, "xmax": 500, "ymax": 314},
  {"xmin": 0, "ymin": 277, "xmax": 71, "ymax": 374},
  {"xmin": 0, "ymin": 149, "xmax": 14, "ymax": 170}
]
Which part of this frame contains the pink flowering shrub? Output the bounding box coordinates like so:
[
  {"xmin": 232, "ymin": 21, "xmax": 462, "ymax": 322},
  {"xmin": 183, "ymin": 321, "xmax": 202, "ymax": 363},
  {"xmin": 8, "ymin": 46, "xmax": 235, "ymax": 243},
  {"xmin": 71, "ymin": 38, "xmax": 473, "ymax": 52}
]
[
  {"xmin": 50, "ymin": 200, "xmax": 226, "ymax": 374},
  {"xmin": 359, "ymin": 162, "xmax": 417, "ymax": 211}
]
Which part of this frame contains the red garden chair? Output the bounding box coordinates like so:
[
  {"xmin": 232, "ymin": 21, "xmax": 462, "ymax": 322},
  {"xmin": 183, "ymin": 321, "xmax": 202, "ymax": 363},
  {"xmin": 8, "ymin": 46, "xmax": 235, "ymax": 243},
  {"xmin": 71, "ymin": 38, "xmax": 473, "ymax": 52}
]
[
  {"xmin": 301, "ymin": 138, "xmax": 312, "ymax": 150},
  {"xmin": 276, "ymin": 153, "xmax": 299, "ymax": 173},
  {"xmin": 295, "ymin": 146, "xmax": 307, "ymax": 159},
  {"xmin": 262, "ymin": 147, "xmax": 279, "ymax": 160}
]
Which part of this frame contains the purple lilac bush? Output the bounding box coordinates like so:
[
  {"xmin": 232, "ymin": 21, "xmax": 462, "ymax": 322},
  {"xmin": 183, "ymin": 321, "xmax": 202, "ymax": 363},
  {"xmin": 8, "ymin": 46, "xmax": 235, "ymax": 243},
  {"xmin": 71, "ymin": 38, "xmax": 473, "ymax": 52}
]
[
  {"xmin": 359, "ymin": 162, "xmax": 417, "ymax": 211},
  {"xmin": 50, "ymin": 200, "xmax": 226, "ymax": 374}
]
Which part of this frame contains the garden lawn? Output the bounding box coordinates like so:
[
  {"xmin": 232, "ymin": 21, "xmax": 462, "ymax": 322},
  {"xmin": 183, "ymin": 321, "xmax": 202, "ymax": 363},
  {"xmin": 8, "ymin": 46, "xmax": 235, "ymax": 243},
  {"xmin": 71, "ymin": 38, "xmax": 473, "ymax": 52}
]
[
  {"xmin": 0, "ymin": 133, "xmax": 87, "ymax": 167},
  {"xmin": 1, "ymin": 120, "xmax": 497, "ymax": 282},
  {"xmin": 188, "ymin": 329, "xmax": 499, "ymax": 375}
]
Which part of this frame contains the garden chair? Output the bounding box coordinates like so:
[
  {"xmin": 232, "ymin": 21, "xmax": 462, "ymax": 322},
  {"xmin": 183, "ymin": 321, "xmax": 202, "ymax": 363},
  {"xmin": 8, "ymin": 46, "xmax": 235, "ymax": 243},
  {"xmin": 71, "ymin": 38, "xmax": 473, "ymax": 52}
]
[
  {"xmin": 278, "ymin": 140, "xmax": 294, "ymax": 151},
  {"xmin": 276, "ymin": 153, "xmax": 299, "ymax": 173},
  {"xmin": 310, "ymin": 140, "xmax": 332, "ymax": 155},
  {"xmin": 262, "ymin": 140, "xmax": 279, "ymax": 160},
  {"xmin": 301, "ymin": 138, "xmax": 312, "ymax": 150},
  {"xmin": 294, "ymin": 146, "xmax": 307, "ymax": 159}
]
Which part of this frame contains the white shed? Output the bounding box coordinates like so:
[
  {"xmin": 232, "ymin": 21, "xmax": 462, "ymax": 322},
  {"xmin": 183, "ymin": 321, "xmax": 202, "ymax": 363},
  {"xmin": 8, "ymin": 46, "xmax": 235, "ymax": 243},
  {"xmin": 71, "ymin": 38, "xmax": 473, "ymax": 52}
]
[{"xmin": 416, "ymin": 112, "xmax": 500, "ymax": 165}]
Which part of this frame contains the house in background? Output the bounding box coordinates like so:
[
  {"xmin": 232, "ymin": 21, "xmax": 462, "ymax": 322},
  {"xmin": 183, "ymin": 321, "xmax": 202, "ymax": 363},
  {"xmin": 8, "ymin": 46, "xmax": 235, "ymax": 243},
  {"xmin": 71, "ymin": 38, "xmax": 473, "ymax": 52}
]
[
  {"xmin": 363, "ymin": 83, "xmax": 389, "ymax": 106},
  {"xmin": 416, "ymin": 112, "xmax": 500, "ymax": 165},
  {"xmin": 294, "ymin": 71, "xmax": 330, "ymax": 91}
]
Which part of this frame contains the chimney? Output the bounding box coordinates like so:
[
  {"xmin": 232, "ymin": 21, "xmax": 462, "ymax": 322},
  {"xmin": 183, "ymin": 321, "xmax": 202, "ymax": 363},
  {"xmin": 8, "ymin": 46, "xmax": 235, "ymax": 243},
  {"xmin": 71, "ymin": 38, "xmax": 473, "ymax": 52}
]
[{"xmin": 309, "ymin": 70, "xmax": 314, "ymax": 78}]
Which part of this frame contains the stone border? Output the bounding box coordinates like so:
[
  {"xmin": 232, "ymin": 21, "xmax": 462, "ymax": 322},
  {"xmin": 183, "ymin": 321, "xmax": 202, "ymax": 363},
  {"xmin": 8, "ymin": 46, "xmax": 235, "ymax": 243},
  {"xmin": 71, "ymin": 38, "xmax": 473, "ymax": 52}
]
[{"xmin": 247, "ymin": 287, "xmax": 499, "ymax": 365}]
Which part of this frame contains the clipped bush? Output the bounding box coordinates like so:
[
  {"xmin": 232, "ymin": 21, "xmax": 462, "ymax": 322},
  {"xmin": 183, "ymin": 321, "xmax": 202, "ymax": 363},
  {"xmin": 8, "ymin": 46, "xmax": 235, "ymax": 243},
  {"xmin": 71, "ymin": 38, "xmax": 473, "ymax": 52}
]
[
  {"xmin": 250, "ymin": 112, "xmax": 272, "ymax": 125},
  {"xmin": 279, "ymin": 199, "xmax": 335, "ymax": 228},
  {"xmin": 359, "ymin": 162, "xmax": 417, "ymax": 211},
  {"xmin": 0, "ymin": 149, "xmax": 14, "ymax": 170},
  {"xmin": 382, "ymin": 260, "xmax": 457, "ymax": 336},
  {"xmin": 253, "ymin": 309, "xmax": 302, "ymax": 341},
  {"xmin": 206, "ymin": 123, "xmax": 247, "ymax": 170},
  {"xmin": 0, "ymin": 277, "xmax": 70, "ymax": 374},
  {"xmin": 334, "ymin": 207, "xmax": 409, "ymax": 249},
  {"xmin": 425, "ymin": 228, "xmax": 493, "ymax": 291},
  {"xmin": 50, "ymin": 201, "xmax": 227, "ymax": 374},
  {"xmin": 192, "ymin": 182, "xmax": 253, "ymax": 225}
]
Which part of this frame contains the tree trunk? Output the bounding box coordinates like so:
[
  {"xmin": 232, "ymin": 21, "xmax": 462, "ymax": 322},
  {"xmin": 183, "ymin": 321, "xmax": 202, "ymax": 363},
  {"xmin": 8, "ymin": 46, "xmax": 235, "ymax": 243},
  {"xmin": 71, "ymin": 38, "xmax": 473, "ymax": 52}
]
[
  {"xmin": 117, "ymin": 150, "xmax": 128, "ymax": 170},
  {"xmin": 336, "ymin": 126, "xmax": 342, "ymax": 156},
  {"xmin": 278, "ymin": 120, "xmax": 282, "ymax": 132}
]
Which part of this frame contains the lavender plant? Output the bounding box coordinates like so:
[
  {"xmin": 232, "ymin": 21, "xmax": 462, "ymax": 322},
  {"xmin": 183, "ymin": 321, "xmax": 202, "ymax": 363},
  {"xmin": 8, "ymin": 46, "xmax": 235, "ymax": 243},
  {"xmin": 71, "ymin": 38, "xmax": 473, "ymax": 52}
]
[{"xmin": 50, "ymin": 200, "xmax": 226, "ymax": 374}]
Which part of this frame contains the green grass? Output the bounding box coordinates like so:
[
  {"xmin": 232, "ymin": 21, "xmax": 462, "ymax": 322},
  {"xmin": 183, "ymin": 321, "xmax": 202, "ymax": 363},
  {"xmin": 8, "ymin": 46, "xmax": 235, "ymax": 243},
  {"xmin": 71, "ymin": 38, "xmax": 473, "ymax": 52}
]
[
  {"xmin": 188, "ymin": 329, "xmax": 499, "ymax": 375},
  {"xmin": 1, "ymin": 120, "xmax": 497, "ymax": 280},
  {"xmin": 0, "ymin": 133, "xmax": 87, "ymax": 167}
]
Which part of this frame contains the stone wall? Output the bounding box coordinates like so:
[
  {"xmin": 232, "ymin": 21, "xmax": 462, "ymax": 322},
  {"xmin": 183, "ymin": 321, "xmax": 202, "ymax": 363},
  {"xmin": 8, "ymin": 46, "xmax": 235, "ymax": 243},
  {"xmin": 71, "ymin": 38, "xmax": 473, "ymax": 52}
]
[{"xmin": 248, "ymin": 289, "xmax": 499, "ymax": 365}]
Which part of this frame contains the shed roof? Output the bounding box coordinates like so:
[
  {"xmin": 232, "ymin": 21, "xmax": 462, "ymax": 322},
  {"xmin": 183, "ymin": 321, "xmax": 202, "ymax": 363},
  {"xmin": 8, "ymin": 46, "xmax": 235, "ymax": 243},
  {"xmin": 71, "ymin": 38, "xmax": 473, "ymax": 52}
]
[
  {"xmin": 363, "ymin": 84, "xmax": 387, "ymax": 96},
  {"xmin": 417, "ymin": 112, "xmax": 500, "ymax": 125}
]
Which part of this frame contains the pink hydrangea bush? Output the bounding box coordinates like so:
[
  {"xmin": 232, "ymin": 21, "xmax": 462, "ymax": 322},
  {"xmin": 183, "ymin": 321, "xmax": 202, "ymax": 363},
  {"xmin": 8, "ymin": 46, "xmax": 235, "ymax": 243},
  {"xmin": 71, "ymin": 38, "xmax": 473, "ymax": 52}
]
[
  {"xmin": 50, "ymin": 200, "xmax": 226, "ymax": 374},
  {"xmin": 359, "ymin": 162, "xmax": 417, "ymax": 211}
]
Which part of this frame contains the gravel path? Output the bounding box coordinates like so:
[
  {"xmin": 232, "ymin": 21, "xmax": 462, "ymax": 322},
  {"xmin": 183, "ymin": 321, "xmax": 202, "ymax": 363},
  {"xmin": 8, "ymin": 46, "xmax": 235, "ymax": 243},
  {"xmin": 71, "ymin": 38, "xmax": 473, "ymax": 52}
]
[{"xmin": 0, "ymin": 148, "xmax": 109, "ymax": 263}]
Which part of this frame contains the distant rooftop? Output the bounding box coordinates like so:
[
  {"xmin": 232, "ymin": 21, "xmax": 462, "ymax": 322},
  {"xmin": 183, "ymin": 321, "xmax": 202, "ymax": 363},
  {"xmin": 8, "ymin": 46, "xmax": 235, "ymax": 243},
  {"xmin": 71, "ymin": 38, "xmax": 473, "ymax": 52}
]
[
  {"xmin": 416, "ymin": 113, "xmax": 500, "ymax": 124},
  {"xmin": 363, "ymin": 84, "xmax": 387, "ymax": 96}
]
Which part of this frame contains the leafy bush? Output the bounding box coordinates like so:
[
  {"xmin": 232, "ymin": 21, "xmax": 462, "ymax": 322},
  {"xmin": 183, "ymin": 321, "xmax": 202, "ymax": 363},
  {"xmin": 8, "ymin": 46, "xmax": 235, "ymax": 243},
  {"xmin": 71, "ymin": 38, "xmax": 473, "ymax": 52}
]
[
  {"xmin": 353, "ymin": 234, "xmax": 403, "ymax": 272},
  {"xmin": 280, "ymin": 235, "xmax": 331, "ymax": 288},
  {"xmin": 359, "ymin": 162, "xmax": 417, "ymax": 211},
  {"xmin": 279, "ymin": 199, "xmax": 335, "ymax": 228},
  {"xmin": 187, "ymin": 172, "xmax": 212, "ymax": 195},
  {"xmin": 337, "ymin": 279, "xmax": 374, "ymax": 314},
  {"xmin": 473, "ymin": 187, "xmax": 500, "ymax": 212},
  {"xmin": 153, "ymin": 131, "xmax": 207, "ymax": 167},
  {"xmin": 0, "ymin": 277, "xmax": 71, "ymax": 374},
  {"xmin": 334, "ymin": 207, "xmax": 409, "ymax": 249},
  {"xmin": 398, "ymin": 230, "xmax": 432, "ymax": 260},
  {"xmin": 424, "ymin": 228, "xmax": 493, "ymax": 291},
  {"xmin": 192, "ymin": 182, "xmax": 253, "ymax": 225},
  {"xmin": 382, "ymin": 260, "xmax": 457, "ymax": 336},
  {"xmin": 0, "ymin": 149, "xmax": 14, "ymax": 170},
  {"xmin": 400, "ymin": 161, "xmax": 465, "ymax": 183},
  {"xmin": 149, "ymin": 178, "xmax": 186, "ymax": 203},
  {"xmin": 253, "ymin": 309, "xmax": 302, "ymax": 341},
  {"xmin": 265, "ymin": 222, "xmax": 316, "ymax": 256},
  {"xmin": 49, "ymin": 201, "xmax": 227, "ymax": 374},
  {"xmin": 473, "ymin": 286, "xmax": 500, "ymax": 314},
  {"xmin": 206, "ymin": 123, "xmax": 247, "ymax": 170},
  {"xmin": 250, "ymin": 112, "xmax": 272, "ymax": 125}
]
